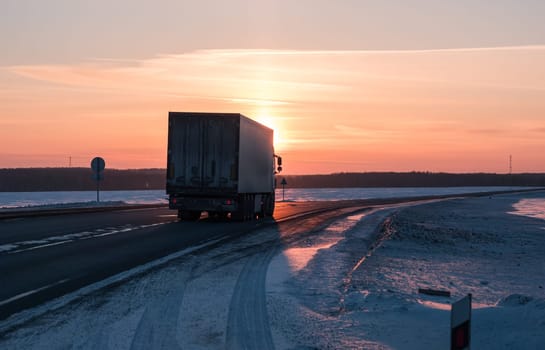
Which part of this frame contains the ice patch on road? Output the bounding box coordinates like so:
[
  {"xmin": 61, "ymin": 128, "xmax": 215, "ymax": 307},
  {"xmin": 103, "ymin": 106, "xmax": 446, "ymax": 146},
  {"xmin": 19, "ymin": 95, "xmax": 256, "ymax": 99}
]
[
  {"xmin": 282, "ymin": 245, "xmax": 336, "ymax": 273},
  {"xmin": 268, "ymin": 212, "xmax": 368, "ymax": 295},
  {"xmin": 279, "ymin": 213, "xmax": 367, "ymax": 274}
]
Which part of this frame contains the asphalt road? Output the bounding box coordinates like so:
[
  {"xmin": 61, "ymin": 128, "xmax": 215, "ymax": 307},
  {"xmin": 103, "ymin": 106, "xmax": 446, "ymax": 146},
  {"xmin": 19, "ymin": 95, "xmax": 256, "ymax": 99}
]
[
  {"xmin": 1, "ymin": 188, "xmax": 542, "ymax": 321},
  {"xmin": 0, "ymin": 202, "xmax": 345, "ymax": 320}
]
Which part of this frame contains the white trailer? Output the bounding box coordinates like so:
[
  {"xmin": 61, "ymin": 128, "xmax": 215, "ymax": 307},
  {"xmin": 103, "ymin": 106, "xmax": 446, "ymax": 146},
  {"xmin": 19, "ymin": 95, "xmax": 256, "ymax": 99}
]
[{"xmin": 166, "ymin": 112, "xmax": 282, "ymax": 220}]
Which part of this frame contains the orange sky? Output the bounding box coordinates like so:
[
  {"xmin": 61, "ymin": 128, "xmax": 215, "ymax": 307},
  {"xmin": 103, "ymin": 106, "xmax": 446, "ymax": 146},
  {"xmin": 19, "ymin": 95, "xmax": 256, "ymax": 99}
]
[{"xmin": 1, "ymin": 47, "xmax": 545, "ymax": 174}]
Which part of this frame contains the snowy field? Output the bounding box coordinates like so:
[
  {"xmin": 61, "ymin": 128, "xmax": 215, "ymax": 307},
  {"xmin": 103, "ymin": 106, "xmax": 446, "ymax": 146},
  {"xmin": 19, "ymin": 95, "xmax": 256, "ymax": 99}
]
[
  {"xmin": 267, "ymin": 191, "xmax": 545, "ymax": 349},
  {"xmin": 275, "ymin": 186, "xmax": 536, "ymax": 202},
  {"xmin": 0, "ymin": 190, "xmax": 168, "ymax": 209},
  {"xmin": 0, "ymin": 186, "xmax": 535, "ymax": 209},
  {"xmin": 1, "ymin": 191, "xmax": 544, "ymax": 349}
]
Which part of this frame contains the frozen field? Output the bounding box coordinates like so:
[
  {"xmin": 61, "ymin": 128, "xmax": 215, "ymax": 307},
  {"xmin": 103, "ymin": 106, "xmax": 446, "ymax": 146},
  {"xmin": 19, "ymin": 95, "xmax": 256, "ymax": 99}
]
[
  {"xmin": 1, "ymin": 190, "xmax": 544, "ymax": 349},
  {"xmin": 0, "ymin": 186, "xmax": 535, "ymax": 209},
  {"xmin": 0, "ymin": 190, "xmax": 168, "ymax": 209},
  {"xmin": 277, "ymin": 191, "xmax": 545, "ymax": 349}
]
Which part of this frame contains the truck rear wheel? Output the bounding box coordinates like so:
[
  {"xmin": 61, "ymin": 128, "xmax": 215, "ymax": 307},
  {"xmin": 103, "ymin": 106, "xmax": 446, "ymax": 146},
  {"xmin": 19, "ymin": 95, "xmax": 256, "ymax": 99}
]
[
  {"xmin": 248, "ymin": 194, "xmax": 256, "ymax": 220},
  {"xmin": 231, "ymin": 194, "xmax": 255, "ymax": 221},
  {"xmin": 230, "ymin": 195, "xmax": 244, "ymax": 221},
  {"xmin": 264, "ymin": 193, "xmax": 275, "ymax": 217}
]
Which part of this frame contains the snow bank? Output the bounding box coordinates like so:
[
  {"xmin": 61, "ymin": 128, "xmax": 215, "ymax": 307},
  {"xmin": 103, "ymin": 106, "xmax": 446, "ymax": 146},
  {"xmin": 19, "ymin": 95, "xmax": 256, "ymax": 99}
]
[
  {"xmin": 0, "ymin": 201, "xmax": 126, "ymax": 211},
  {"xmin": 0, "ymin": 190, "xmax": 167, "ymax": 209},
  {"xmin": 266, "ymin": 191, "xmax": 545, "ymax": 349}
]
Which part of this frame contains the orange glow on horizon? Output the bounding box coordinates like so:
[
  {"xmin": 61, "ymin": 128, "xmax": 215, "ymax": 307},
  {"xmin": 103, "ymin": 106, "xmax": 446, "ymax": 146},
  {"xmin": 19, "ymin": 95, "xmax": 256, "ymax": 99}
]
[{"xmin": 2, "ymin": 47, "xmax": 545, "ymax": 174}]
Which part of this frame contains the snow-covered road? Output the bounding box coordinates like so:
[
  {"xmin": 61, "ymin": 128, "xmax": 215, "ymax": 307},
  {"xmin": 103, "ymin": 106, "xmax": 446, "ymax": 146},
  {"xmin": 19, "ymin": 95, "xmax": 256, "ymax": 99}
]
[{"xmin": 1, "ymin": 191, "xmax": 544, "ymax": 349}]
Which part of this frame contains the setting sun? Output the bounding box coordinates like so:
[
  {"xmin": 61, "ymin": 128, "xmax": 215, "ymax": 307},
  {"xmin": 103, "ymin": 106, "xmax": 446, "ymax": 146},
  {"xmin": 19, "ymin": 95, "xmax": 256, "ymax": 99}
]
[
  {"xmin": 253, "ymin": 112, "xmax": 287, "ymax": 152},
  {"xmin": 1, "ymin": 2, "xmax": 545, "ymax": 175}
]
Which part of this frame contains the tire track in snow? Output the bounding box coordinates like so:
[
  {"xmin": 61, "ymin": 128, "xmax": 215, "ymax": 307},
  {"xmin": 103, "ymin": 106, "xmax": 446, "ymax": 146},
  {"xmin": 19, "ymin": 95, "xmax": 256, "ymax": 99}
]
[
  {"xmin": 226, "ymin": 247, "xmax": 279, "ymax": 350},
  {"xmin": 129, "ymin": 269, "xmax": 192, "ymax": 350},
  {"xmin": 224, "ymin": 206, "xmax": 377, "ymax": 350}
]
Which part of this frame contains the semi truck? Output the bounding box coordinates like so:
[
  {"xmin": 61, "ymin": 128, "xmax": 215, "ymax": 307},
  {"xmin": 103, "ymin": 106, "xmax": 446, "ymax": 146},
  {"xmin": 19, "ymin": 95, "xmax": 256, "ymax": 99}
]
[{"xmin": 166, "ymin": 112, "xmax": 282, "ymax": 221}]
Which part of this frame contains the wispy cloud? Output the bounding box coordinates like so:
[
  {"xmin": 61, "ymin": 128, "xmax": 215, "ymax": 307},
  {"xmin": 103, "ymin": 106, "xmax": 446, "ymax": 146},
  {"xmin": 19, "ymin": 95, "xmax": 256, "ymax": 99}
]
[
  {"xmin": 228, "ymin": 97, "xmax": 292, "ymax": 106},
  {"xmin": 7, "ymin": 45, "xmax": 545, "ymax": 96},
  {"xmin": 467, "ymin": 128, "xmax": 506, "ymax": 135},
  {"xmin": 3, "ymin": 46, "xmax": 545, "ymax": 171}
]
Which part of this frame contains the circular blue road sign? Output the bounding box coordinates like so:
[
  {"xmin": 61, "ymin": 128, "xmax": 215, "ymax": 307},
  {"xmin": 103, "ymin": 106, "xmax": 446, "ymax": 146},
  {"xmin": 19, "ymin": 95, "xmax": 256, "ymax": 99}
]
[{"xmin": 91, "ymin": 157, "xmax": 105, "ymax": 172}]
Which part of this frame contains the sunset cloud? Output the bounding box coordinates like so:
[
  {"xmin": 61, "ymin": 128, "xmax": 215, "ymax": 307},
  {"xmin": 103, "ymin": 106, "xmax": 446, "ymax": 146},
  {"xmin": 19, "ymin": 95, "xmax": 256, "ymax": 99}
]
[{"xmin": 2, "ymin": 46, "xmax": 545, "ymax": 172}]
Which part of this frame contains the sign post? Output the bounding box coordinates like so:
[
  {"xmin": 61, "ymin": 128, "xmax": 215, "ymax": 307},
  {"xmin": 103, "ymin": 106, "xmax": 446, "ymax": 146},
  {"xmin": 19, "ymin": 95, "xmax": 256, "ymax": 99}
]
[
  {"xmin": 91, "ymin": 157, "xmax": 105, "ymax": 202},
  {"xmin": 281, "ymin": 178, "xmax": 287, "ymax": 202},
  {"xmin": 451, "ymin": 294, "xmax": 472, "ymax": 350}
]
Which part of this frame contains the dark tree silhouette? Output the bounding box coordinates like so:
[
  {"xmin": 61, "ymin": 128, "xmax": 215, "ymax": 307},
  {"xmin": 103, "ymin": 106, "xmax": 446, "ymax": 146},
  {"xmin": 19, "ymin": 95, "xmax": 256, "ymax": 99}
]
[{"xmin": 1, "ymin": 169, "xmax": 544, "ymax": 192}]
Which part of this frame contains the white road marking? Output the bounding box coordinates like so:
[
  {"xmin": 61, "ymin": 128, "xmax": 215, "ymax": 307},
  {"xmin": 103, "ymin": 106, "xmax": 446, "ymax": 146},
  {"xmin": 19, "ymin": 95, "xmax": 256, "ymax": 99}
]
[
  {"xmin": 9, "ymin": 240, "xmax": 73, "ymax": 254},
  {"xmin": 0, "ymin": 279, "xmax": 70, "ymax": 308},
  {"xmin": 0, "ymin": 221, "xmax": 175, "ymax": 255}
]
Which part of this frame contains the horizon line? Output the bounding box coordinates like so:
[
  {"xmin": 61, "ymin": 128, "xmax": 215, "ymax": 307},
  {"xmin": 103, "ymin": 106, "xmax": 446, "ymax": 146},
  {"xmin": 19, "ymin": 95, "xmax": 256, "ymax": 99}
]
[{"xmin": 1, "ymin": 167, "xmax": 545, "ymax": 176}]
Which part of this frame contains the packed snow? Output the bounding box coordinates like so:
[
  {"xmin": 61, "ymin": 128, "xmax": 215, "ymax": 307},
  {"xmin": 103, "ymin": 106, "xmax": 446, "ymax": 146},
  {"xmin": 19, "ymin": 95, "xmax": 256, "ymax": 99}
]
[
  {"xmin": 266, "ymin": 192, "xmax": 545, "ymax": 349},
  {"xmin": 275, "ymin": 186, "xmax": 538, "ymax": 202},
  {"xmin": 1, "ymin": 191, "xmax": 544, "ymax": 349}
]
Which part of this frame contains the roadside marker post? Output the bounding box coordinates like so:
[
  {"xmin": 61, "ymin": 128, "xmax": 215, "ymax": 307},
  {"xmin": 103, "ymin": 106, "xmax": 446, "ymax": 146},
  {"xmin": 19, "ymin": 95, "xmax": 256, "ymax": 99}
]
[
  {"xmin": 91, "ymin": 157, "xmax": 105, "ymax": 202},
  {"xmin": 451, "ymin": 294, "xmax": 472, "ymax": 350}
]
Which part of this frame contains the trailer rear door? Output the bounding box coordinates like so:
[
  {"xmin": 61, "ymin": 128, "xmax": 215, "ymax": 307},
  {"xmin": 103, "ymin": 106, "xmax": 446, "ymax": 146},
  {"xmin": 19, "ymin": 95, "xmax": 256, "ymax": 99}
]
[{"xmin": 167, "ymin": 113, "xmax": 239, "ymax": 193}]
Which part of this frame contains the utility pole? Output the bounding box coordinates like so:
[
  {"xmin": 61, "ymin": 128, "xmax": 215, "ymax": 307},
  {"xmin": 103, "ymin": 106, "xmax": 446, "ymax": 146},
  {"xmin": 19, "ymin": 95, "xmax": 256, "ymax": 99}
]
[
  {"xmin": 509, "ymin": 155, "xmax": 512, "ymax": 175},
  {"xmin": 69, "ymin": 156, "xmax": 72, "ymax": 168}
]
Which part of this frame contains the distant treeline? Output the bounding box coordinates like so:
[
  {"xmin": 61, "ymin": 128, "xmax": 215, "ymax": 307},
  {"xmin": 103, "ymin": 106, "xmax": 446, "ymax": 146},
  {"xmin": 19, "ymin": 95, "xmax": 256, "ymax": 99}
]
[
  {"xmin": 1, "ymin": 168, "xmax": 545, "ymax": 192},
  {"xmin": 0, "ymin": 168, "xmax": 166, "ymax": 192}
]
